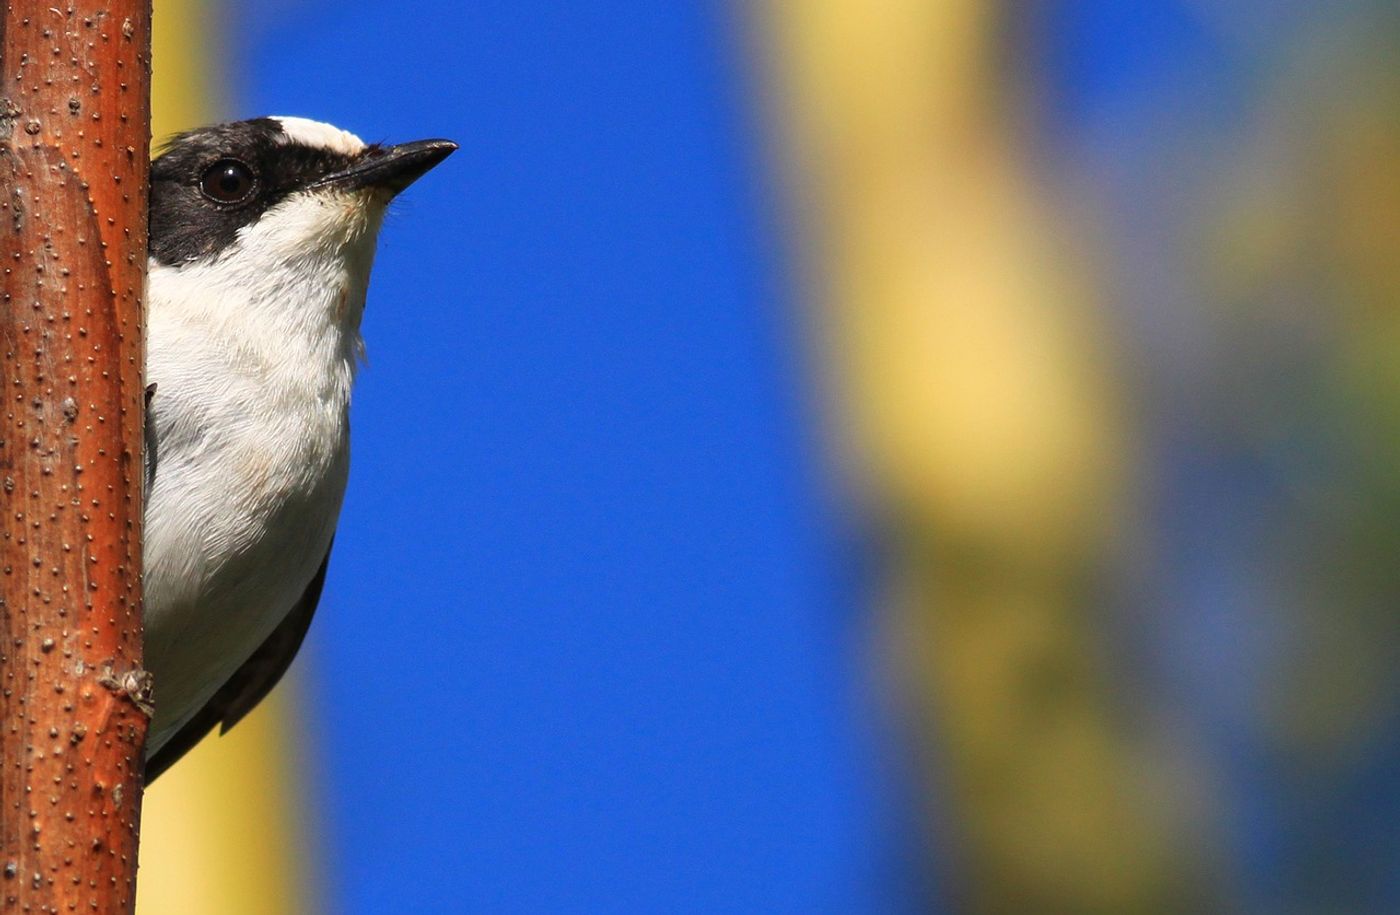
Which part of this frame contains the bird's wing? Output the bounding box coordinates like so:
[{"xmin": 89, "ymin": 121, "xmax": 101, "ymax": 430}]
[
  {"xmin": 143, "ymin": 382, "xmax": 158, "ymax": 493},
  {"xmin": 144, "ymin": 545, "xmax": 332, "ymax": 784}
]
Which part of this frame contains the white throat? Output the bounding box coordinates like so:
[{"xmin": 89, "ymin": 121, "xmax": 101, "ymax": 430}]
[{"xmin": 148, "ymin": 187, "xmax": 385, "ymax": 408}]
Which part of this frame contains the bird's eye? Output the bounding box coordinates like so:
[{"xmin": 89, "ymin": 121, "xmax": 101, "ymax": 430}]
[{"xmin": 199, "ymin": 159, "xmax": 256, "ymax": 204}]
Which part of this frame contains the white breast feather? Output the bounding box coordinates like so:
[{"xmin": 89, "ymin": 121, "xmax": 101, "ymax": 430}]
[{"xmin": 144, "ymin": 187, "xmax": 384, "ymax": 754}]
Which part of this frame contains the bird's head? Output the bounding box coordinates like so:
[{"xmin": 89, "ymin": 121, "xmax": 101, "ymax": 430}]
[
  {"xmin": 149, "ymin": 115, "xmax": 455, "ymax": 271},
  {"xmin": 148, "ymin": 116, "xmax": 455, "ymax": 345}
]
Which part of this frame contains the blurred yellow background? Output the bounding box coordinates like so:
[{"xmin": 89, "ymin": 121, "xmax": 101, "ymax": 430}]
[{"xmin": 752, "ymin": 2, "xmax": 1400, "ymax": 910}]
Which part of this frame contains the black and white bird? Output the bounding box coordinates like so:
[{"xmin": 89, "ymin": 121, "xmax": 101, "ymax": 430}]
[{"xmin": 142, "ymin": 117, "xmax": 455, "ymax": 781}]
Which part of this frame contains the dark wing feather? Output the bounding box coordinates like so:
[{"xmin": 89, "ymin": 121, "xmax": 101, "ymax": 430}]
[
  {"xmin": 144, "ymin": 383, "xmax": 158, "ymax": 493},
  {"xmin": 144, "ymin": 546, "xmax": 332, "ymax": 784}
]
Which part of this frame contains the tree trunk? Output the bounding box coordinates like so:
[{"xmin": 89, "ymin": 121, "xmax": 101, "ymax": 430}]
[{"xmin": 0, "ymin": 1, "xmax": 151, "ymax": 911}]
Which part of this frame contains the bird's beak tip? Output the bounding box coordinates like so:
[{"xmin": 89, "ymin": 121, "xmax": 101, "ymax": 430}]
[{"xmin": 317, "ymin": 138, "xmax": 458, "ymax": 195}]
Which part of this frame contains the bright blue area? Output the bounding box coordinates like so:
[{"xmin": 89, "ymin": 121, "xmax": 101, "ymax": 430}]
[
  {"xmin": 1031, "ymin": 0, "xmax": 1235, "ymax": 128},
  {"xmin": 234, "ymin": 4, "xmax": 905, "ymax": 912}
]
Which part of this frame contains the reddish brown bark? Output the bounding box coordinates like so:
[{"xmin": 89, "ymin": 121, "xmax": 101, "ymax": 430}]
[{"xmin": 0, "ymin": 1, "xmax": 151, "ymax": 911}]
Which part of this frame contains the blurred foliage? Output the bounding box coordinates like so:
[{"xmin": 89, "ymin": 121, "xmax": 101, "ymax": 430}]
[
  {"xmin": 752, "ymin": 2, "xmax": 1208, "ymax": 911},
  {"xmin": 755, "ymin": 1, "xmax": 1400, "ymax": 912}
]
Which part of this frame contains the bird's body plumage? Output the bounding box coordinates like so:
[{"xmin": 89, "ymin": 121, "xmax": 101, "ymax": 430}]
[{"xmin": 140, "ymin": 117, "xmax": 453, "ymax": 775}]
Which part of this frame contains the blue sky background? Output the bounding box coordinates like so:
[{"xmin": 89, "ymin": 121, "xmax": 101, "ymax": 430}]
[{"xmin": 233, "ymin": 3, "xmax": 907, "ymax": 912}]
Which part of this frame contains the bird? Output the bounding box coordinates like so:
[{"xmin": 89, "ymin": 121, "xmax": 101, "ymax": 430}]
[{"xmin": 141, "ymin": 116, "xmax": 455, "ymax": 781}]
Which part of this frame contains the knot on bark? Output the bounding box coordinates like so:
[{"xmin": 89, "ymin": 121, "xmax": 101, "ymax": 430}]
[
  {"xmin": 97, "ymin": 663, "xmax": 154, "ymax": 718},
  {"xmin": 0, "ymin": 97, "xmax": 20, "ymax": 137}
]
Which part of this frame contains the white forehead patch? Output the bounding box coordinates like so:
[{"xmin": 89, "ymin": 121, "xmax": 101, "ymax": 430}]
[{"xmin": 271, "ymin": 116, "xmax": 366, "ymax": 156}]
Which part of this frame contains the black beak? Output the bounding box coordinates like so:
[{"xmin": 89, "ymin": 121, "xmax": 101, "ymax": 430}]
[{"xmin": 316, "ymin": 138, "xmax": 458, "ymax": 195}]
